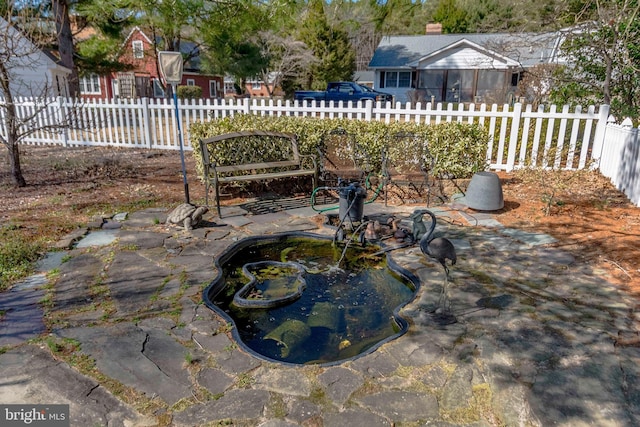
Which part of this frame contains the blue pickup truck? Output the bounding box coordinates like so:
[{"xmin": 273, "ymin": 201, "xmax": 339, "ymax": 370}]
[{"xmin": 295, "ymin": 82, "xmax": 393, "ymax": 104}]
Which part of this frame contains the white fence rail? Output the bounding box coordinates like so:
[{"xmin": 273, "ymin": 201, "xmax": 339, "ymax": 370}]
[{"xmin": 1, "ymin": 97, "xmax": 638, "ymax": 205}]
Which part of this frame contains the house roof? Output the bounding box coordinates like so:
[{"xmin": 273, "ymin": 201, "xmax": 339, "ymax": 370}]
[
  {"xmin": 0, "ymin": 17, "xmax": 71, "ymax": 74},
  {"xmin": 354, "ymin": 70, "xmax": 374, "ymax": 83},
  {"xmin": 123, "ymin": 26, "xmax": 153, "ymax": 45},
  {"xmin": 368, "ymin": 32, "xmax": 564, "ymax": 70},
  {"xmin": 119, "ymin": 27, "xmax": 204, "ymax": 73}
]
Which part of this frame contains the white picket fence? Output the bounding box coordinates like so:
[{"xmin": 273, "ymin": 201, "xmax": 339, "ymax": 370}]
[
  {"xmin": 598, "ymin": 118, "xmax": 640, "ymax": 206},
  {"xmin": 2, "ymin": 96, "xmax": 638, "ymax": 205}
]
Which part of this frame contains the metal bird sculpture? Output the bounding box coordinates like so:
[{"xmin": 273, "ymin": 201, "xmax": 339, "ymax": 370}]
[
  {"xmin": 415, "ymin": 210, "xmax": 457, "ymax": 277},
  {"xmin": 415, "ymin": 209, "xmax": 457, "ymax": 321}
]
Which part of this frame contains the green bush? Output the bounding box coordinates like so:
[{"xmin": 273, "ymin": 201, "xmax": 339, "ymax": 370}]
[
  {"xmin": 428, "ymin": 122, "xmax": 490, "ymax": 178},
  {"xmin": 177, "ymin": 85, "xmax": 202, "ymax": 99},
  {"xmin": 190, "ymin": 116, "xmax": 490, "ymax": 181}
]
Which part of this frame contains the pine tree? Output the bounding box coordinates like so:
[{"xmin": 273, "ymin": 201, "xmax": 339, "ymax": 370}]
[
  {"xmin": 299, "ymin": 0, "xmax": 355, "ymax": 90},
  {"xmin": 432, "ymin": 0, "xmax": 469, "ymax": 34}
]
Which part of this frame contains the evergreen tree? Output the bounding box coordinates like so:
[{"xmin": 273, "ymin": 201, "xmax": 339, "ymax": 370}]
[
  {"xmin": 369, "ymin": 0, "xmax": 431, "ymax": 35},
  {"xmin": 299, "ymin": 0, "xmax": 355, "ymax": 90},
  {"xmin": 459, "ymin": 0, "xmax": 562, "ymax": 33},
  {"xmin": 432, "ymin": 0, "xmax": 468, "ymax": 34},
  {"xmin": 198, "ymin": 1, "xmax": 272, "ymax": 92},
  {"xmin": 73, "ymin": 0, "xmax": 135, "ymax": 75}
]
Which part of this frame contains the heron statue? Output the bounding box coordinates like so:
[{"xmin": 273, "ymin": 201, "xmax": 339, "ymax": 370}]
[
  {"xmin": 414, "ymin": 209, "xmax": 457, "ymax": 317},
  {"xmin": 415, "ymin": 210, "xmax": 457, "ymax": 276}
]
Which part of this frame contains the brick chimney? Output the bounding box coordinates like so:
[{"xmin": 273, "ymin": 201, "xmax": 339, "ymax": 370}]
[{"xmin": 426, "ymin": 23, "xmax": 443, "ymax": 35}]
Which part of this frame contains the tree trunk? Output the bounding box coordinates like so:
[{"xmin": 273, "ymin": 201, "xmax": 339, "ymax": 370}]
[
  {"xmin": 603, "ymin": 60, "xmax": 612, "ymax": 106},
  {"xmin": 0, "ymin": 60, "xmax": 26, "ymax": 187},
  {"xmin": 53, "ymin": 0, "xmax": 80, "ymax": 98},
  {"xmin": 7, "ymin": 143, "xmax": 26, "ymax": 187},
  {"xmin": 602, "ymin": 25, "xmax": 615, "ymax": 107},
  {"xmin": 5, "ymin": 107, "xmax": 26, "ymax": 187},
  {"xmin": 2, "ymin": 119, "xmax": 26, "ymax": 187}
]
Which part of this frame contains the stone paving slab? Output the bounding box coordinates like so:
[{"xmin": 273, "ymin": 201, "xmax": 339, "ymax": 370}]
[
  {"xmin": 196, "ymin": 368, "xmax": 234, "ymax": 395},
  {"xmin": 218, "ymin": 205, "xmax": 250, "ymax": 220},
  {"xmin": 104, "ymin": 251, "xmax": 171, "ymax": 317},
  {"xmin": 317, "ymin": 366, "xmax": 364, "ymax": 406},
  {"xmin": 171, "ymin": 389, "xmax": 271, "ymax": 426},
  {"xmin": 117, "ymin": 230, "xmax": 170, "ymax": 249},
  {"xmin": 0, "ymin": 287, "xmax": 46, "ymax": 346},
  {"xmin": 124, "ymin": 208, "xmax": 167, "ymax": 228},
  {"xmin": 253, "ymin": 366, "xmax": 312, "ymax": 396},
  {"xmin": 11, "ymin": 272, "xmax": 48, "ymax": 291},
  {"xmin": 499, "ymin": 227, "xmax": 558, "ymax": 246},
  {"xmin": 34, "ymin": 251, "xmax": 66, "ymax": 272},
  {"xmin": 52, "ymin": 227, "xmax": 88, "ymax": 249},
  {"xmin": 323, "ymin": 409, "xmax": 392, "ymax": 426},
  {"xmin": 52, "ymin": 252, "xmax": 102, "ymax": 310},
  {"xmin": 75, "ymin": 229, "xmax": 118, "ymax": 247},
  {"xmin": 57, "ymin": 323, "xmax": 192, "ymax": 405},
  {"xmin": 355, "ymin": 390, "xmax": 439, "ymax": 422},
  {"xmin": 0, "ymin": 346, "xmax": 154, "ymax": 426},
  {"xmin": 440, "ymin": 365, "xmax": 473, "ymax": 411},
  {"xmin": 166, "ymin": 251, "xmax": 216, "ymax": 286}
]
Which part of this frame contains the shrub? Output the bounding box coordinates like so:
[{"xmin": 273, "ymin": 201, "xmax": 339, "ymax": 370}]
[
  {"xmin": 428, "ymin": 122, "xmax": 490, "ymax": 178},
  {"xmin": 177, "ymin": 85, "xmax": 202, "ymax": 99},
  {"xmin": 190, "ymin": 116, "xmax": 490, "ymax": 182}
]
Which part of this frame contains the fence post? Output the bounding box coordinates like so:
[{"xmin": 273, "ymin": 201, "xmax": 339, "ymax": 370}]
[
  {"xmin": 243, "ymin": 97, "xmax": 251, "ymax": 115},
  {"xmin": 140, "ymin": 97, "xmax": 152, "ymax": 149},
  {"xmin": 365, "ymin": 99, "xmax": 373, "ymax": 121},
  {"xmin": 506, "ymin": 102, "xmax": 522, "ymax": 171},
  {"xmin": 591, "ymin": 104, "xmax": 611, "ymax": 165},
  {"xmin": 57, "ymin": 96, "xmax": 69, "ymax": 147}
]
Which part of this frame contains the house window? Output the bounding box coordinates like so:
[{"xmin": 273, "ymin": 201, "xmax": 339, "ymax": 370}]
[
  {"xmin": 224, "ymin": 81, "xmax": 235, "ymax": 95},
  {"xmin": 251, "ymin": 81, "xmax": 261, "ymax": 90},
  {"xmin": 445, "ymin": 70, "xmax": 474, "ymax": 103},
  {"xmin": 153, "ymin": 79, "xmax": 165, "ymax": 98},
  {"xmin": 112, "ymin": 79, "xmax": 119, "ymax": 97},
  {"xmin": 186, "ymin": 79, "xmax": 195, "ymax": 86},
  {"xmin": 209, "ymin": 80, "xmax": 217, "ymax": 98},
  {"xmin": 511, "ymin": 72, "xmax": 521, "ymax": 87},
  {"xmin": 132, "ymin": 40, "xmax": 144, "ymax": 59},
  {"xmin": 55, "ymin": 75, "xmax": 62, "ymax": 96},
  {"xmin": 79, "ymin": 73, "xmax": 101, "ymax": 95},
  {"xmin": 476, "ymin": 70, "xmax": 506, "ymax": 101},
  {"xmin": 398, "ymin": 72, "xmax": 411, "ymax": 87},
  {"xmin": 381, "ymin": 71, "xmax": 411, "ymax": 88},
  {"xmin": 55, "ymin": 74, "xmax": 69, "ymax": 97},
  {"xmin": 419, "ymin": 70, "xmax": 445, "ymax": 101}
]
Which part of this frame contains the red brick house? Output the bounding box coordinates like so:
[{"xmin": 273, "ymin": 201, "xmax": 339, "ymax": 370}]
[{"xmin": 80, "ymin": 27, "xmax": 223, "ymax": 100}]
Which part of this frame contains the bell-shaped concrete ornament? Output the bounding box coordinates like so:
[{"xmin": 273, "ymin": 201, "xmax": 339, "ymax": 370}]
[{"xmin": 465, "ymin": 172, "xmax": 504, "ymax": 211}]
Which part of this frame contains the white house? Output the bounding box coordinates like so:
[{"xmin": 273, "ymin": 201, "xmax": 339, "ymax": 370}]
[
  {"xmin": 0, "ymin": 17, "xmax": 71, "ymax": 98},
  {"xmin": 354, "ymin": 70, "xmax": 375, "ymax": 88},
  {"xmin": 368, "ymin": 26, "xmax": 564, "ymax": 104}
]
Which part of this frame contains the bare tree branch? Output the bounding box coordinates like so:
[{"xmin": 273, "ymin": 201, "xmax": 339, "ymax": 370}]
[{"xmin": 256, "ymin": 30, "xmax": 319, "ymax": 98}]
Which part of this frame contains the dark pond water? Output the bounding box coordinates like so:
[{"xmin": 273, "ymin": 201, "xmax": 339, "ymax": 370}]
[{"xmin": 204, "ymin": 234, "xmax": 417, "ymax": 365}]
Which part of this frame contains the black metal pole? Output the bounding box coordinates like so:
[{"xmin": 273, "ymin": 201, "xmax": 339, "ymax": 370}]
[{"xmin": 172, "ymin": 84, "xmax": 190, "ymax": 204}]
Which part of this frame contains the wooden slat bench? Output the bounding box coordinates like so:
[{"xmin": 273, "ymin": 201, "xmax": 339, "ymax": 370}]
[{"xmin": 199, "ymin": 131, "xmax": 318, "ymax": 217}]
